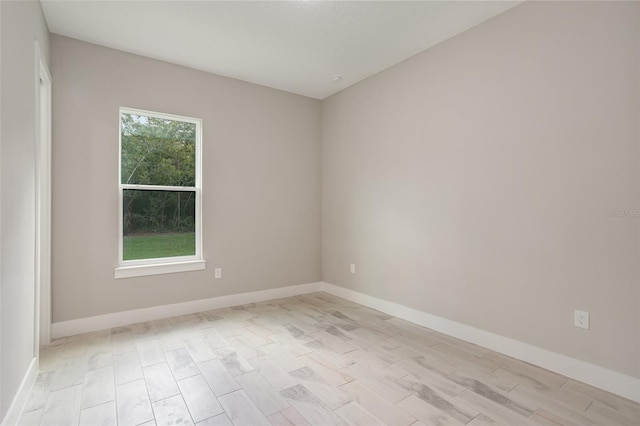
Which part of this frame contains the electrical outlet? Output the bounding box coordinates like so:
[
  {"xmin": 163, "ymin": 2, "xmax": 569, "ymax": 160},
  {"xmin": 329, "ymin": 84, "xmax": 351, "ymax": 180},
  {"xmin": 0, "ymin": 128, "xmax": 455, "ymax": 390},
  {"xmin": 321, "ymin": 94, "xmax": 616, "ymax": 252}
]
[
  {"xmin": 214, "ymin": 268, "xmax": 222, "ymax": 279},
  {"xmin": 350, "ymin": 264, "xmax": 356, "ymax": 274},
  {"xmin": 574, "ymin": 309, "xmax": 589, "ymax": 330}
]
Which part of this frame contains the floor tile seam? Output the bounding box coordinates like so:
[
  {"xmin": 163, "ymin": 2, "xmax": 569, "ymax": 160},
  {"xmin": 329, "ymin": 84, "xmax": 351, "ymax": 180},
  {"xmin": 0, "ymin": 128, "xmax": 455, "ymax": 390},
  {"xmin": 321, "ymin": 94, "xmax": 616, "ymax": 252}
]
[
  {"xmin": 79, "ymin": 398, "xmax": 116, "ymax": 413},
  {"xmin": 148, "ymin": 387, "xmax": 181, "ymax": 404},
  {"xmin": 48, "ymin": 380, "xmax": 84, "ymax": 393},
  {"xmin": 510, "ymin": 381, "xmax": 602, "ymax": 416}
]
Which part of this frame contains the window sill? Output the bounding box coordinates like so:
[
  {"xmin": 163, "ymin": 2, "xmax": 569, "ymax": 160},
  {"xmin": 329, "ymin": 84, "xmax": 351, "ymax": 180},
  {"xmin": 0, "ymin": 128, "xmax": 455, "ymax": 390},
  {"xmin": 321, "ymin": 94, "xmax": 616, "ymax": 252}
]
[{"xmin": 115, "ymin": 260, "xmax": 206, "ymax": 279}]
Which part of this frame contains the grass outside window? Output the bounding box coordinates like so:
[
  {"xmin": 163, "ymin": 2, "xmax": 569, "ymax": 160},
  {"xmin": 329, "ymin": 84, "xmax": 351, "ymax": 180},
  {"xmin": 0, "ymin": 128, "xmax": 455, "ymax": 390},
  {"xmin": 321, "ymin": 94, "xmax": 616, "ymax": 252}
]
[{"xmin": 123, "ymin": 232, "xmax": 196, "ymax": 261}]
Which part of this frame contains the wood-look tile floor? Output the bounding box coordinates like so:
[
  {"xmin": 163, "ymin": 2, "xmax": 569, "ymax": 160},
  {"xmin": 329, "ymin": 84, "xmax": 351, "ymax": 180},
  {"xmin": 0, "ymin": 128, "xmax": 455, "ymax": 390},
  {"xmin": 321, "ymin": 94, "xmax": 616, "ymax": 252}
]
[{"xmin": 20, "ymin": 292, "xmax": 640, "ymax": 426}]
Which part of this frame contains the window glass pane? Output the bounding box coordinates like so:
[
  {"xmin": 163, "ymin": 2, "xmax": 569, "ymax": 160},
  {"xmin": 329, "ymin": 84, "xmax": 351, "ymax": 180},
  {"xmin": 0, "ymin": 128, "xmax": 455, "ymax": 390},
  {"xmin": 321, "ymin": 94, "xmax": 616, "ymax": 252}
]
[
  {"xmin": 123, "ymin": 189, "xmax": 196, "ymax": 260},
  {"xmin": 121, "ymin": 113, "xmax": 196, "ymax": 186}
]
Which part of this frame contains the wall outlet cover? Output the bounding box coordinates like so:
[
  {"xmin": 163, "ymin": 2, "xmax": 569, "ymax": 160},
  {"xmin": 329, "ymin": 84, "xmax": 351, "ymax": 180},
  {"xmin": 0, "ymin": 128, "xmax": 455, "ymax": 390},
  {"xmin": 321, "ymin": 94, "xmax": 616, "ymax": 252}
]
[{"xmin": 574, "ymin": 309, "xmax": 589, "ymax": 330}]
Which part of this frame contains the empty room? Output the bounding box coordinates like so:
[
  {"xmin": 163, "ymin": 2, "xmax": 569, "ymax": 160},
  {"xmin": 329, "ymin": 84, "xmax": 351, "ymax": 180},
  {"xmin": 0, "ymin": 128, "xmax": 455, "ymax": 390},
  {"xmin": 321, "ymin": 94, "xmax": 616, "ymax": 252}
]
[{"xmin": 1, "ymin": 0, "xmax": 639, "ymax": 425}]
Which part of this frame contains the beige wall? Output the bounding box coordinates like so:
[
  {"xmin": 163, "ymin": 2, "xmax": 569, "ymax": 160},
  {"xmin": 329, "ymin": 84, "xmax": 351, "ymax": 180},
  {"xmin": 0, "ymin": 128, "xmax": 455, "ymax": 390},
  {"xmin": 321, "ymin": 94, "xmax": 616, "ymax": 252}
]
[
  {"xmin": 322, "ymin": 1, "xmax": 640, "ymax": 378},
  {"xmin": 51, "ymin": 35, "xmax": 321, "ymax": 322},
  {"xmin": 0, "ymin": 0, "xmax": 50, "ymax": 418}
]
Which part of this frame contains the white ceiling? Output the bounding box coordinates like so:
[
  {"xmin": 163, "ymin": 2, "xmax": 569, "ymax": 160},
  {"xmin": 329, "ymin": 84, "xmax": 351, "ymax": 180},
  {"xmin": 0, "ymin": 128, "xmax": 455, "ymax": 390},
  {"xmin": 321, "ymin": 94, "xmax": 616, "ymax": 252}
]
[{"xmin": 41, "ymin": 1, "xmax": 521, "ymax": 99}]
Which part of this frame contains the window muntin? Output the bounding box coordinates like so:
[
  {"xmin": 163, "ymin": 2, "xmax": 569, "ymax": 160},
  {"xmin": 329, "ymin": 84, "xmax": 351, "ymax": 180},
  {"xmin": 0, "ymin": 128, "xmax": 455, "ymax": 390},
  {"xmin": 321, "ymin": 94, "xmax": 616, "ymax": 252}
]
[{"xmin": 119, "ymin": 108, "xmax": 202, "ymax": 267}]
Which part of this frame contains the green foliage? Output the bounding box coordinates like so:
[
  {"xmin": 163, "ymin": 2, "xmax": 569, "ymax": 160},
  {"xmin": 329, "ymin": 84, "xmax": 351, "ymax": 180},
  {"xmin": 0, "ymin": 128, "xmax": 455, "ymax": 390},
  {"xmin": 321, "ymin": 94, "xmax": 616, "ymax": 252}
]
[
  {"xmin": 124, "ymin": 189, "xmax": 195, "ymax": 235},
  {"xmin": 121, "ymin": 113, "xmax": 196, "ymax": 186},
  {"xmin": 123, "ymin": 232, "xmax": 195, "ymax": 260},
  {"xmin": 121, "ymin": 113, "xmax": 197, "ymax": 235}
]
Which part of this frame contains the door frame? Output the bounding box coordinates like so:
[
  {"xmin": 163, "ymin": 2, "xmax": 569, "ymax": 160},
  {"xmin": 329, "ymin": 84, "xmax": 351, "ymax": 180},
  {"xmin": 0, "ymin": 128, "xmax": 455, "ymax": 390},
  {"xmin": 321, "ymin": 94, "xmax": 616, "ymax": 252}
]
[{"xmin": 34, "ymin": 40, "xmax": 52, "ymax": 351}]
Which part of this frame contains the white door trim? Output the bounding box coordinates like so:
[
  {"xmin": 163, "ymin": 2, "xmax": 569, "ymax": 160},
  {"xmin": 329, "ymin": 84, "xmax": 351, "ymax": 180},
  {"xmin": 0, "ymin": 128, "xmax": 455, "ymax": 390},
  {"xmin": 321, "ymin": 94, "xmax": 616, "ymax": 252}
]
[{"xmin": 34, "ymin": 40, "xmax": 52, "ymax": 349}]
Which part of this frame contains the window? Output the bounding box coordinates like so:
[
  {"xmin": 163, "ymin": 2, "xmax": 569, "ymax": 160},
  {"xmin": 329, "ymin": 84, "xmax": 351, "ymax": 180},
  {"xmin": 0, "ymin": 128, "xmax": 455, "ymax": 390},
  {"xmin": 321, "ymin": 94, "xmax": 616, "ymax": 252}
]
[{"xmin": 115, "ymin": 108, "xmax": 204, "ymax": 278}]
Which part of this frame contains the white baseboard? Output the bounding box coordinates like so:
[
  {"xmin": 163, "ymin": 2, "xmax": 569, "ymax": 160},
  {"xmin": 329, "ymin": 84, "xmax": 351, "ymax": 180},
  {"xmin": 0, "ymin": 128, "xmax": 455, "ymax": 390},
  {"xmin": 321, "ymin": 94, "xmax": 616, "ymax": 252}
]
[
  {"xmin": 1, "ymin": 357, "xmax": 38, "ymax": 426},
  {"xmin": 49, "ymin": 279, "xmax": 639, "ymax": 403},
  {"xmin": 51, "ymin": 281, "xmax": 323, "ymax": 339},
  {"xmin": 320, "ymin": 282, "xmax": 640, "ymax": 403}
]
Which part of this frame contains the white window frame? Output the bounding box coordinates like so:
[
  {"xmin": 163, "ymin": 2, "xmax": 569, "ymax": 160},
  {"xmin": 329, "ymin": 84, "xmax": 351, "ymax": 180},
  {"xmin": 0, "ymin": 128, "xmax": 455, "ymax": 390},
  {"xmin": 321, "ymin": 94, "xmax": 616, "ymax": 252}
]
[{"xmin": 115, "ymin": 107, "xmax": 205, "ymax": 279}]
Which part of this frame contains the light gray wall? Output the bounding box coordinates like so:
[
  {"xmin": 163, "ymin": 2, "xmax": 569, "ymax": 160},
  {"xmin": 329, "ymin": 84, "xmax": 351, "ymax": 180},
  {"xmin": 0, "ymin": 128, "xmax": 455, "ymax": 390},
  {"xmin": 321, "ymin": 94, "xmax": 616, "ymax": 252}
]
[
  {"xmin": 0, "ymin": 0, "xmax": 50, "ymax": 418},
  {"xmin": 51, "ymin": 35, "xmax": 321, "ymax": 322},
  {"xmin": 322, "ymin": 1, "xmax": 640, "ymax": 378}
]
